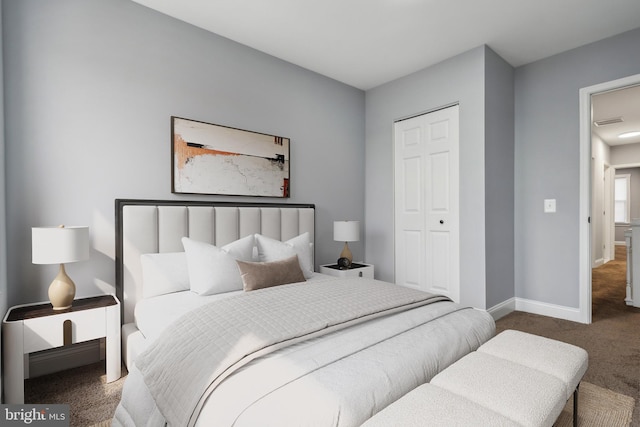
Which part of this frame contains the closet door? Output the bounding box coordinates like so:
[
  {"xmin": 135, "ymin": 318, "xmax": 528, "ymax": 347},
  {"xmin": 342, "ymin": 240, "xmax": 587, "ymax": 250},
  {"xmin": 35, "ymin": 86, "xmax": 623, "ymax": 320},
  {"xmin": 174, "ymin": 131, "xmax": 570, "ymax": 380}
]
[{"xmin": 394, "ymin": 105, "xmax": 459, "ymax": 302}]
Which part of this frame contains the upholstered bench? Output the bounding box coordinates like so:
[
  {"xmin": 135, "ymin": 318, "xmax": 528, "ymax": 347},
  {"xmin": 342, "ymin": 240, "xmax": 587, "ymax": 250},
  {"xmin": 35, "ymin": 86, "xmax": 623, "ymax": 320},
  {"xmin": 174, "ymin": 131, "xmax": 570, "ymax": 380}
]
[
  {"xmin": 477, "ymin": 330, "xmax": 589, "ymax": 406},
  {"xmin": 363, "ymin": 330, "xmax": 588, "ymax": 427}
]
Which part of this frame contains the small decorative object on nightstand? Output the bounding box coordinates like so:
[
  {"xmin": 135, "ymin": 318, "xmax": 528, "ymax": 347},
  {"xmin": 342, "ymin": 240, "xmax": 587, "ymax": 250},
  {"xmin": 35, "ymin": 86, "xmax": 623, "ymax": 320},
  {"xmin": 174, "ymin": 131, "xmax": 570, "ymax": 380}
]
[
  {"xmin": 333, "ymin": 220, "xmax": 360, "ymax": 267},
  {"xmin": 320, "ymin": 262, "xmax": 374, "ymax": 279},
  {"xmin": 32, "ymin": 225, "xmax": 90, "ymax": 310},
  {"xmin": 2, "ymin": 294, "xmax": 121, "ymax": 404}
]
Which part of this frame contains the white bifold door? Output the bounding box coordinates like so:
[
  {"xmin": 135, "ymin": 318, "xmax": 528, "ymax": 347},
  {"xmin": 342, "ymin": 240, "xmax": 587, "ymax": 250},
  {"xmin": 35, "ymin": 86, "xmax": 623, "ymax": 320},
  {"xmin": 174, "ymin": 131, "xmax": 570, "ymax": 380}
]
[{"xmin": 394, "ymin": 105, "xmax": 460, "ymax": 302}]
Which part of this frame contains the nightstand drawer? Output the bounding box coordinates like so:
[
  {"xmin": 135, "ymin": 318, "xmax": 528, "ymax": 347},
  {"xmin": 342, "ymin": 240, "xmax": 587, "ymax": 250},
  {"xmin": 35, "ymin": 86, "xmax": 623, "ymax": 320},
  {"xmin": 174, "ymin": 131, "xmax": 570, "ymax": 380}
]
[{"xmin": 23, "ymin": 308, "xmax": 106, "ymax": 353}]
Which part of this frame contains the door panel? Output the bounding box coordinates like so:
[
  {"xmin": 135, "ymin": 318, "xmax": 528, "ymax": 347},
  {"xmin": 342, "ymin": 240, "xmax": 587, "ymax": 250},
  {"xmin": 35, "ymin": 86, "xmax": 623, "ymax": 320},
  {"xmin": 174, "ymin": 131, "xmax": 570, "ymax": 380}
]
[
  {"xmin": 429, "ymin": 152, "xmax": 450, "ymax": 210},
  {"xmin": 402, "ymin": 230, "xmax": 422, "ymax": 287},
  {"xmin": 428, "ymin": 231, "xmax": 450, "ymax": 292},
  {"xmin": 403, "ymin": 156, "xmax": 422, "ymax": 212}
]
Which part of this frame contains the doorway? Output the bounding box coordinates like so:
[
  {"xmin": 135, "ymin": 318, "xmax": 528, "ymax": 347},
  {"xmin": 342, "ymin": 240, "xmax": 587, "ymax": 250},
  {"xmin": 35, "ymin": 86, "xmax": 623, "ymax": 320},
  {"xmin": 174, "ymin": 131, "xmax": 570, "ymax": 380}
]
[{"xmin": 580, "ymin": 73, "xmax": 640, "ymax": 323}]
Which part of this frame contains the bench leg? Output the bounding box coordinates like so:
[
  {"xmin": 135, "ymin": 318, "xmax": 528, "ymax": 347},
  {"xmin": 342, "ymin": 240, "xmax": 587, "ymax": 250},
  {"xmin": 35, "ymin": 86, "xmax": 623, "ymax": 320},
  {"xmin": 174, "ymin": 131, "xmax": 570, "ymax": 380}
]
[{"xmin": 573, "ymin": 383, "xmax": 580, "ymax": 427}]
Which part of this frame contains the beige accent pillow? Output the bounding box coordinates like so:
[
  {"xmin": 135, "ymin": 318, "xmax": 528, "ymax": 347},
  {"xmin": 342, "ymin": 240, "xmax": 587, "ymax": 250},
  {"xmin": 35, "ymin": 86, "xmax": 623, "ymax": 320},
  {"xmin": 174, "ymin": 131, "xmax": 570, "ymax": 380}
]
[{"xmin": 237, "ymin": 255, "xmax": 306, "ymax": 291}]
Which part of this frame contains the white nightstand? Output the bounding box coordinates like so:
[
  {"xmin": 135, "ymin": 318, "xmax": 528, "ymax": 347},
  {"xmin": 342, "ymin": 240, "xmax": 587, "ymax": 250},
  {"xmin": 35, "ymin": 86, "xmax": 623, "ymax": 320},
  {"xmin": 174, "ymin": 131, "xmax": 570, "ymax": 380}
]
[
  {"xmin": 319, "ymin": 262, "xmax": 374, "ymax": 279},
  {"xmin": 2, "ymin": 294, "xmax": 121, "ymax": 404}
]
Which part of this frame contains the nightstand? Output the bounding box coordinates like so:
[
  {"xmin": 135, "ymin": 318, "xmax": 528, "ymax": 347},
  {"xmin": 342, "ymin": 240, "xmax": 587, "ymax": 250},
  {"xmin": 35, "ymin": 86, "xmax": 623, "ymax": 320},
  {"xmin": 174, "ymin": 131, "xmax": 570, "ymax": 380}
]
[
  {"xmin": 319, "ymin": 262, "xmax": 374, "ymax": 279},
  {"xmin": 2, "ymin": 294, "xmax": 121, "ymax": 404}
]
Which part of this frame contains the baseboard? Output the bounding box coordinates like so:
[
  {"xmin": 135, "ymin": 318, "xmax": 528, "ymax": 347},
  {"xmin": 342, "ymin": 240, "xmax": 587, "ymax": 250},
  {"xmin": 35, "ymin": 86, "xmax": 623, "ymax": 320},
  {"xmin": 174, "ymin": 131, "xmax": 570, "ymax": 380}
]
[
  {"xmin": 472, "ymin": 296, "xmax": 581, "ymax": 324},
  {"xmin": 515, "ymin": 298, "xmax": 582, "ymax": 323},
  {"xmin": 28, "ymin": 339, "xmax": 104, "ymax": 378},
  {"xmin": 487, "ymin": 297, "xmax": 515, "ymax": 321},
  {"xmin": 593, "ymin": 258, "xmax": 604, "ymax": 268},
  {"xmin": 615, "ymin": 241, "xmax": 626, "ymax": 246}
]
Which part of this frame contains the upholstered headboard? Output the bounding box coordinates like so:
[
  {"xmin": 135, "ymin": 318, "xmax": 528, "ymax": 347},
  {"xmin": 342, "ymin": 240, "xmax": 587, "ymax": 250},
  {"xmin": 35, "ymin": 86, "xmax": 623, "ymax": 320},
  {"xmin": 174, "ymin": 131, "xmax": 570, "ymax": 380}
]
[{"xmin": 115, "ymin": 199, "xmax": 315, "ymax": 324}]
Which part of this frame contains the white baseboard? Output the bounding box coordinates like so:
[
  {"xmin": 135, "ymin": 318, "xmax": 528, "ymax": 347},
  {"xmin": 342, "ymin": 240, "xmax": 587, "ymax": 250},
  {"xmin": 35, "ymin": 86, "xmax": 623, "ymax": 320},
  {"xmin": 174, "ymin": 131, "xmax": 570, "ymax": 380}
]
[
  {"xmin": 28, "ymin": 339, "xmax": 103, "ymax": 378},
  {"xmin": 615, "ymin": 241, "xmax": 626, "ymax": 246},
  {"xmin": 515, "ymin": 298, "xmax": 582, "ymax": 323},
  {"xmin": 487, "ymin": 298, "xmax": 516, "ymax": 321},
  {"xmin": 593, "ymin": 258, "xmax": 604, "ymax": 268},
  {"xmin": 486, "ymin": 297, "xmax": 582, "ymax": 324}
]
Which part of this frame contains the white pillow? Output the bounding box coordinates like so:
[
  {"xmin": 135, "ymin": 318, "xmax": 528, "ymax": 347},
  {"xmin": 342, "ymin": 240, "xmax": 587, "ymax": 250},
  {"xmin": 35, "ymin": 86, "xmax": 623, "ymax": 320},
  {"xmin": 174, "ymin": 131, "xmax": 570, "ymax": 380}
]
[
  {"xmin": 182, "ymin": 235, "xmax": 255, "ymax": 295},
  {"xmin": 140, "ymin": 252, "xmax": 190, "ymax": 298},
  {"xmin": 254, "ymin": 232, "xmax": 314, "ymax": 279}
]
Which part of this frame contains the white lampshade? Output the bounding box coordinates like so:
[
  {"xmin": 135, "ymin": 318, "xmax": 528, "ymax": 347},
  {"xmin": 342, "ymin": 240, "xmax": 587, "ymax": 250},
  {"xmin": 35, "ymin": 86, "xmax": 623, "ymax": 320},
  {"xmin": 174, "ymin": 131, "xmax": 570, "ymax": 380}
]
[
  {"xmin": 32, "ymin": 226, "xmax": 90, "ymax": 264},
  {"xmin": 333, "ymin": 221, "xmax": 360, "ymax": 242},
  {"xmin": 32, "ymin": 225, "xmax": 90, "ymax": 310}
]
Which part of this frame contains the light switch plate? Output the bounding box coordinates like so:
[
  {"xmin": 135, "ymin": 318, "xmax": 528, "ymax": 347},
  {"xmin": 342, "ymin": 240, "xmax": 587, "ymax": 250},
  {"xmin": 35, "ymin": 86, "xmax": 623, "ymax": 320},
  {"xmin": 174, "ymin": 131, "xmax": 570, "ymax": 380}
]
[{"xmin": 544, "ymin": 199, "xmax": 556, "ymax": 213}]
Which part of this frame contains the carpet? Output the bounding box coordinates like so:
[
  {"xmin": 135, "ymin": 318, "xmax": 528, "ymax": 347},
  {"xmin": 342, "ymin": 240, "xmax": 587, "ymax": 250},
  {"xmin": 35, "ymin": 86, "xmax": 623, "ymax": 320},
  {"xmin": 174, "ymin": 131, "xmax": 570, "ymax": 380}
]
[
  {"xmin": 554, "ymin": 382, "xmax": 634, "ymax": 427},
  {"xmin": 25, "ymin": 361, "xmax": 127, "ymax": 427}
]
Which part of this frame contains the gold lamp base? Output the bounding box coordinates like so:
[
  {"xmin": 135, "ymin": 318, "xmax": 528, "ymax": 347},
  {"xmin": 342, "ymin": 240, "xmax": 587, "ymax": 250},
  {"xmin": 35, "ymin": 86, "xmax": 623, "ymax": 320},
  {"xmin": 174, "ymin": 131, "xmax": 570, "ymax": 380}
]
[
  {"xmin": 48, "ymin": 264, "xmax": 76, "ymax": 310},
  {"xmin": 340, "ymin": 242, "xmax": 353, "ymax": 265}
]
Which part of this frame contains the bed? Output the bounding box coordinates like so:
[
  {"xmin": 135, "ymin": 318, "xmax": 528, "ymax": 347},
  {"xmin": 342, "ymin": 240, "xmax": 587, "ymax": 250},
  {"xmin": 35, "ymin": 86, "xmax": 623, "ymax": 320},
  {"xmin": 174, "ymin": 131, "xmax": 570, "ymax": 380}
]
[{"xmin": 112, "ymin": 199, "xmax": 495, "ymax": 427}]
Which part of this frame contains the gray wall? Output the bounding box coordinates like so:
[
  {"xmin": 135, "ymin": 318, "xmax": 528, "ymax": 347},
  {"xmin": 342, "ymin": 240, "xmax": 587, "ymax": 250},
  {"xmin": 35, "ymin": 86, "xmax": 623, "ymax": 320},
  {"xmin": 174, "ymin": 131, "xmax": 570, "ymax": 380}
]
[
  {"xmin": 365, "ymin": 46, "xmax": 488, "ymax": 309},
  {"xmin": 3, "ymin": 0, "xmax": 365, "ymax": 306},
  {"xmin": 611, "ymin": 143, "xmax": 640, "ymax": 165},
  {"xmin": 614, "ymin": 167, "xmax": 640, "ymax": 242},
  {"xmin": 365, "ymin": 45, "xmax": 515, "ymax": 310},
  {"xmin": 5, "ymin": 0, "xmax": 640, "ymax": 317},
  {"xmin": 0, "ymin": 2, "xmax": 6, "ymax": 392},
  {"xmin": 615, "ymin": 224, "xmax": 631, "ymax": 243},
  {"xmin": 616, "ymin": 167, "xmax": 640, "ymax": 219},
  {"xmin": 514, "ymin": 27, "xmax": 640, "ymax": 307},
  {"xmin": 484, "ymin": 48, "xmax": 515, "ymax": 308},
  {"xmin": 611, "ymin": 144, "xmax": 640, "ymax": 243}
]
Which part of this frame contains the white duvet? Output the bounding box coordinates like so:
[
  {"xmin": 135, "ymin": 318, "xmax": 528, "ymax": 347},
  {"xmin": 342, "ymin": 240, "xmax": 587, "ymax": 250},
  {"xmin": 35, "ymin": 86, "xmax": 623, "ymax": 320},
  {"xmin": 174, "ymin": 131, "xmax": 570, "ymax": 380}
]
[
  {"xmin": 134, "ymin": 273, "xmax": 331, "ymax": 343},
  {"xmin": 113, "ymin": 277, "xmax": 495, "ymax": 427}
]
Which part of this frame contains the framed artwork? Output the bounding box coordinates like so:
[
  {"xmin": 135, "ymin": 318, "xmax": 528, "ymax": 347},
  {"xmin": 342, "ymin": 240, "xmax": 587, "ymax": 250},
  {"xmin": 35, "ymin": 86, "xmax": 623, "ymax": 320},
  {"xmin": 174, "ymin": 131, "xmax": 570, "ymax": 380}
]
[{"xmin": 171, "ymin": 117, "xmax": 290, "ymax": 197}]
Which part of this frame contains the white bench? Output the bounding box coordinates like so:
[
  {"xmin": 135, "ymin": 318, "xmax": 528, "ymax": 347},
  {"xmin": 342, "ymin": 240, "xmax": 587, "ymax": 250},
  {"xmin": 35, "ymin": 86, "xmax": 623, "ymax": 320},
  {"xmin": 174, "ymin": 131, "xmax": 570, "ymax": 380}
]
[{"xmin": 363, "ymin": 330, "xmax": 588, "ymax": 427}]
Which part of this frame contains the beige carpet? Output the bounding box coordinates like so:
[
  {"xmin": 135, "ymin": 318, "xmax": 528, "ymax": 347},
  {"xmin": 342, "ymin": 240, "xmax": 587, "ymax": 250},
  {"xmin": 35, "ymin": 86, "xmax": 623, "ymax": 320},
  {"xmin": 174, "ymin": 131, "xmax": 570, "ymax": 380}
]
[
  {"xmin": 25, "ymin": 361, "xmax": 127, "ymax": 427},
  {"xmin": 554, "ymin": 382, "xmax": 634, "ymax": 427}
]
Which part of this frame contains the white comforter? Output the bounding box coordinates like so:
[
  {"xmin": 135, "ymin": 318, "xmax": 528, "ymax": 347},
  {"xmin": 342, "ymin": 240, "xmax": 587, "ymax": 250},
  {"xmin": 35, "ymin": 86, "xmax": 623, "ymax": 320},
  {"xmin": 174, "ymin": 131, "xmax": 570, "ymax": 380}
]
[{"xmin": 113, "ymin": 277, "xmax": 495, "ymax": 427}]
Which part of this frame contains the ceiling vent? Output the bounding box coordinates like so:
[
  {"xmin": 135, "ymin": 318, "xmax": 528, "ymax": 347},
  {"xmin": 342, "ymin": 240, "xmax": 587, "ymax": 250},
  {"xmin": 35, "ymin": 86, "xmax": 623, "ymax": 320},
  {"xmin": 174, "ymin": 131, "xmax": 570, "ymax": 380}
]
[{"xmin": 594, "ymin": 116, "xmax": 624, "ymax": 126}]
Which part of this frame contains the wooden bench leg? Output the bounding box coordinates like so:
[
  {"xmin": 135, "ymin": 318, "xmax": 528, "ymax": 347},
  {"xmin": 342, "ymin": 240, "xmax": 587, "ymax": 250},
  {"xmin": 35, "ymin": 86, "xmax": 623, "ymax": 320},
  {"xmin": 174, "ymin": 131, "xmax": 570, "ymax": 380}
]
[{"xmin": 574, "ymin": 382, "xmax": 580, "ymax": 427}]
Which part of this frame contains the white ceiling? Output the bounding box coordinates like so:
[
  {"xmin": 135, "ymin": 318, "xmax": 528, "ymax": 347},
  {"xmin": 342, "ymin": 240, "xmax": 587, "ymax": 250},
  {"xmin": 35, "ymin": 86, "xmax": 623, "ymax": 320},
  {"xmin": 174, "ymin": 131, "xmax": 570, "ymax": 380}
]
[
  {"xmin": 131, "ymin": 0, "xmax": 640, "ymax": 90},
  {"xmin": 593, "ymin": 85, "xmax": 640, "ymax": 146}
]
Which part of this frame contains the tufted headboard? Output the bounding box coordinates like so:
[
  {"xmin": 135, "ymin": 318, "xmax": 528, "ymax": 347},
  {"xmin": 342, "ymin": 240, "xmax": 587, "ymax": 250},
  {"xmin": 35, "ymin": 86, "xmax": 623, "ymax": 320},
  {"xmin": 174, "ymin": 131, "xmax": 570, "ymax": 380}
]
[{"xmin": 115, "ymin": 199, "xmax": 315, "ymax": 324}]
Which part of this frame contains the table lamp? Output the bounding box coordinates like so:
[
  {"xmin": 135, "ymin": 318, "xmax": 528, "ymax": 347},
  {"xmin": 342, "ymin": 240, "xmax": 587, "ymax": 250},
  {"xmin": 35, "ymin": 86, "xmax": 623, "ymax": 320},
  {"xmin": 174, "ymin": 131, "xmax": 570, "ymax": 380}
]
[
  {"xmin": 333, "ymin": 220, "xmax": 360, "ymax": 267},
  {"xmin": 32, "ymin": 225, "xmax": 90, "ymax": 310}
]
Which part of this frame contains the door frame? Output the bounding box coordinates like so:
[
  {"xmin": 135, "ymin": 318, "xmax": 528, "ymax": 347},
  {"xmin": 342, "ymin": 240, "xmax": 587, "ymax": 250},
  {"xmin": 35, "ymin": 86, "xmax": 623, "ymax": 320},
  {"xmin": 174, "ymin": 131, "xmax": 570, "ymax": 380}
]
[
  {"xmin": 579, "ymin": 73, "xmax": 640, "ymax": 324},
  {"xmin": 603, "ymin": 164, "xmax": 613, "ymax": 264}
]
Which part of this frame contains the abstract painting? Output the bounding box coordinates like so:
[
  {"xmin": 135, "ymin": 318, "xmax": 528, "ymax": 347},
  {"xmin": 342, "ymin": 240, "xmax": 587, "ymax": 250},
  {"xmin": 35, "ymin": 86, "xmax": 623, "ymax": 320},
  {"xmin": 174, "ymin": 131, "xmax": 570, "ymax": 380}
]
[{"xmin": 172, "ymin": 117, "xmax": 290, "ymax": 197}]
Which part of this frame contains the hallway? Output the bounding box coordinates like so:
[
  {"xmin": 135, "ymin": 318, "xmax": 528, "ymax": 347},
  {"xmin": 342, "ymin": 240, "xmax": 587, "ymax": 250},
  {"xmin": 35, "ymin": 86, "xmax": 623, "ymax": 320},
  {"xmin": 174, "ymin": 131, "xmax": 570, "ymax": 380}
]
[{"xmin": 592, "ymin": 245, "xmax": 632, "ymax": 320}]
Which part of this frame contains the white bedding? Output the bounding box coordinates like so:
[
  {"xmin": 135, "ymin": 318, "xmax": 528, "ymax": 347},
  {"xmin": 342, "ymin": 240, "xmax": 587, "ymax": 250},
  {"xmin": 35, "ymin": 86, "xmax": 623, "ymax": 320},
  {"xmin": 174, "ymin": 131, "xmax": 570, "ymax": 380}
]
[
  {"xmin": 134, "ymin": 272, "xmax": 331, "ymax": 343},
  {"xmin": 114, "ymin": 277, "xmax": 495, "ymax": 427},
  {"xmin": 196, "ymin": 301, "xmax": 492, "ymax": 427}
]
